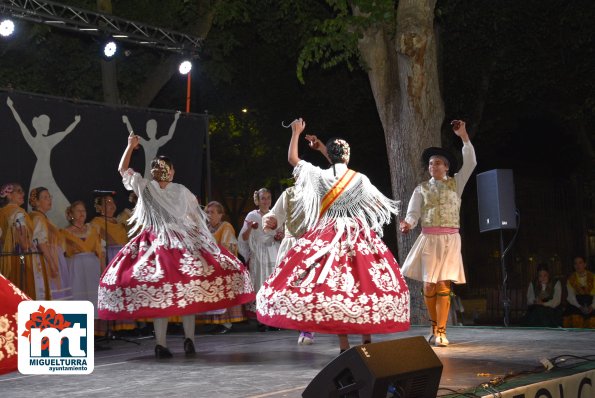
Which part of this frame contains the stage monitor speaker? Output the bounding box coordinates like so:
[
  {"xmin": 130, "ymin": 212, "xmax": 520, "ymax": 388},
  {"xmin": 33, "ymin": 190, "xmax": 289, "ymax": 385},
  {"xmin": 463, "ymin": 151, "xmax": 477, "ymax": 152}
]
[
  {"xmin": 476, "ymin": 169, "xmax": 517, "ymax": 233},
  {"xmin": 302, "ymin": 336, "xmax": 443, "ymax": 398}
]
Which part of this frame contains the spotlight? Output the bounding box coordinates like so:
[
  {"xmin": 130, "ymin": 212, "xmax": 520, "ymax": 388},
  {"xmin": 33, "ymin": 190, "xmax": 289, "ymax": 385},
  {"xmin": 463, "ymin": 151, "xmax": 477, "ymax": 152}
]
[
  {"xmin": 103, "ymin": 40, "xmax": 117, "ymax": 58},
  {"xmin": 178, "ymin": 60, "xmax": 192, "ymax": 75},
  {"xmin": 0, "ymin": 19, "xmax": 15, "ymax": 37}
]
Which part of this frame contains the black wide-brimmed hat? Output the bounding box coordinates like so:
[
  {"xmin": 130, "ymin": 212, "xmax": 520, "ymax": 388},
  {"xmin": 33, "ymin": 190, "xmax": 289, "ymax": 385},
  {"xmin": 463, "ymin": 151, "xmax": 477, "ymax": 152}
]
[{"xmin": 422, "ymin": 147, "xmax": 458, "ymax": 177}]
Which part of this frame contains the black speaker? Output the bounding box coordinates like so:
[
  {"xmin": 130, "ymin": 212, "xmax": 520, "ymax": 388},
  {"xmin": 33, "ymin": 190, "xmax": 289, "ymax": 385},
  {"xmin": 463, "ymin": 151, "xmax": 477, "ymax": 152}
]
[
  {"xmin": 476, "ymin": 169, "xmax": 517, "ymax": 233},
  {"xmin": 302, "ymin": 336, "xmax": 443, "ymax": 398}
]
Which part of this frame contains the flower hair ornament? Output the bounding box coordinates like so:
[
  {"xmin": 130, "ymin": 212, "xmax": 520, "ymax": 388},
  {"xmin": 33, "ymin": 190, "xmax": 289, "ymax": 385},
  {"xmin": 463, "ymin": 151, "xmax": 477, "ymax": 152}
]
[
  {"xmin": 329, "ymin": 139, "xmax": 351, "ymax": 162},
  {"xmin": 151, "ymin": 159, "xmax": 171, "ymax": 182},
  {"xmin": 29, "ymin": 189, "xmax": 39, "ymax": 208},
  {"xmin": 0, "ymin": 184, "xmax": 15, "ymax": 199}
]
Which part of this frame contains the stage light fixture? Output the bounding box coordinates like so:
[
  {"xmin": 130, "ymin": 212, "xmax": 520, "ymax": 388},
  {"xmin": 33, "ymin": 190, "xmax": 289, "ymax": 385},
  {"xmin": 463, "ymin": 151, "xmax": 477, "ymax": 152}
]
[
  {"xmin": 0, "ymin": 19, "xmax": 15, "ymax": 37},
  {"xmin": 178, "ymin": 60, "xmax": 192, "ymax": 75},
  {"xmin": 103, "ymin": 40, "xmax": 117, "ymax": 58}
]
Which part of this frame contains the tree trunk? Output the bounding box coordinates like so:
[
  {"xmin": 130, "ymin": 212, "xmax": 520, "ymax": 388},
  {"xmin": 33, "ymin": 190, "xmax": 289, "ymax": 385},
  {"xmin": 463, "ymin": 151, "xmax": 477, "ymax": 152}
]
[{"xmin": 357, "ymin": 0, "xmax": 444, "ymax": 325}]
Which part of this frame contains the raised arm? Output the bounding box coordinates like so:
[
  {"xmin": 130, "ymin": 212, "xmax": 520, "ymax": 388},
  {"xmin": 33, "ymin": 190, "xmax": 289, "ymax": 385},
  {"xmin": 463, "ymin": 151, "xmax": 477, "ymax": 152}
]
[
  {"xmin": 451, "ymin": 120, "xmax": 477, "ymax": 196},
  {"xmin": 288, "ymin": 118, "xmax": 306, "ymax": 166},
  {"xmin": 122, "ymin": 115, "xmax": 134, "ymax": 133},
  {"xmin": 305, "ymin": 134, "xmax": 331, "ymax": 163},
  {"xmin": 6, "ymin": 96, "xmax": 33, "ymax": 146},
  {"xmin": 47, "ymin": 115, "xmax": 80, "ymax": 146},
  {"xmin": 156, "ymin": 111, "xmax": 181, "ymax": 146},
  {"xmin": 118, "ymin": 134, "xmax": 140, "ymax": 176}
]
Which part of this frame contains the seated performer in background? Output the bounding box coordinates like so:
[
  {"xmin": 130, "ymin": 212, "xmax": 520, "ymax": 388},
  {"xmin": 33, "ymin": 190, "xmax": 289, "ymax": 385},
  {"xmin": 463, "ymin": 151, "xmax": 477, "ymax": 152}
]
[
  {"xmin": 563, "ymin": 255, "xmax": 595, "ymax": 329},
  {"xmin": 522, "ymin": 263, "xmax": 562, "ymax": 327}
]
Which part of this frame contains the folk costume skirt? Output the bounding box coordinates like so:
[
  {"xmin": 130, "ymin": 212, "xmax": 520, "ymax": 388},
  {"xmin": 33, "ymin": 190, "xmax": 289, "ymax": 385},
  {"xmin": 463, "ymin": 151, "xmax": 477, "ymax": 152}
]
[
  {"xmin": 257, "ymin": 219, "xmax": 410, "ymax": 334},
  {"xmin": 0, "ymin": 272, "xmax": 30, "ymax": 375},
  {"xmin": 97, "ymin": 231, "xmax": 255, "ymax": 320},
  {"xmin": 400, "ymin": 230, "xmax": 466, "ymax": 284}
]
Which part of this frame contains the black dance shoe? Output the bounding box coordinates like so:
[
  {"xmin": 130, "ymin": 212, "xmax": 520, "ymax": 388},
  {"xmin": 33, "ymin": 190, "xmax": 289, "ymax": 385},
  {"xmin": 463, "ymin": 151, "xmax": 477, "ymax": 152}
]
[
  {"xmin": 183, "ymin": 338, "xmax": 196, "ymax": 355},
  {"xmin": 155, "ymin": 344, "xmax": 173, "ymax": 359},
  {"xmin": 209, "ymin": 324, "xmax": 231, "ymax": 335}
]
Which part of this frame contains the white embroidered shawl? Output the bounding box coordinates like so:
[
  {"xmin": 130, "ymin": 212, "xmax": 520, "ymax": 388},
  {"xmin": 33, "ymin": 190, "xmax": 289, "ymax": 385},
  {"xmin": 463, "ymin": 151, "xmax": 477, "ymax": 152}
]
[
  {"xmin": 290, "ymin": 160, "xmax": 400, "ymax": 238},
  {"xmin": 122, "ymin": 169, "xmax": 219, "ymax": 254}
]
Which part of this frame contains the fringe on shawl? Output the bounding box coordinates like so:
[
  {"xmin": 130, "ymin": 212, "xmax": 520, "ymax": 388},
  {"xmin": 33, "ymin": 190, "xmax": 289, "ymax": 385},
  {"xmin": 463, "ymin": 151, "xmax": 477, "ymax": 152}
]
[
  {"xmin": 290, "ymin": 161, "xmax": 400, "ymax": 238},
  {"xmin": 127, "ymin": 184, "xmax": 219, "ymax": 255}
]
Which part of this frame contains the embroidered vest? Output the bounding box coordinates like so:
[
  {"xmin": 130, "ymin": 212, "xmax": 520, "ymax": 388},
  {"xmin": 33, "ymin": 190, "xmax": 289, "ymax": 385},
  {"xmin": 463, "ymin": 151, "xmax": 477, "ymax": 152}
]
[
  {"xmin": 533, "ymin": 280, "xmax": 556, "ymax": 302},
  {"xmin": 419, "ymin": 178, "xmax": 460, "ymax": 228}
]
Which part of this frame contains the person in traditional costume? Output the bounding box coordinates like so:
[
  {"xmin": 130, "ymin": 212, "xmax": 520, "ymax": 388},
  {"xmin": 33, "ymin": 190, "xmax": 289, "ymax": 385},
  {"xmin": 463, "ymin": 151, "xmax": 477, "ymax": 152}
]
[
  {"xmin": 238, "ymin": 188, "xmax": 283, "ymax": 323},
  {"xmin": 521, "ymin": 263, "xmax": 562, "ymax": 327},
  {"xmin": 0, "ymin": 271, "xmax": 30, "ymax": 375},
  {"xmin": 116, "ymin": 191, "xmax": 138, "ymax": 234},
  {"xmin": 0, "ymin": 183, "xmax": 47, "ymax": 299},
  {"xmin": 90, "ymin": 194, "xmax": 138, "ymax": 334},
  {"xmin": 97, "ymin": 134, "xmax": 254, "ymax": 358},
  {"xmin": 563, "ymin": 256, "xmax": 595, "ymax": 328},
  {"xmin": 262, "ymin": 137, "xmax": 330, "ymax": 345},
  {"xmin": 257, "ymin": 118, "xmax": 410, "ymax": 353},
  {"xmin": 90, "ymin": 194, "xmax": 129, "ymax": 264},
  {"xmin": 196, "ymin": 201, "xmax": 247, "ymax": 334},
  {"xmin": 400, "ymin": 120, "xmax": 477, "ymax": 347},
  {"xmin": 62, "ymin": 200, "xmax": 105, "ymax": 336},
  {"xmin": 29, "ymin": 187, "xmax": 72, "ymax": 300}
]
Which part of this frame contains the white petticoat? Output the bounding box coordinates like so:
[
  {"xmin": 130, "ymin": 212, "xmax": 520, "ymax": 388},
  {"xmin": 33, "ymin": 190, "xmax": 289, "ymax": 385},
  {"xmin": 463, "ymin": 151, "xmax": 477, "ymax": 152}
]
[{"xmin": 400, "ymin": 232, "xmax": 466, "ymax": 284}]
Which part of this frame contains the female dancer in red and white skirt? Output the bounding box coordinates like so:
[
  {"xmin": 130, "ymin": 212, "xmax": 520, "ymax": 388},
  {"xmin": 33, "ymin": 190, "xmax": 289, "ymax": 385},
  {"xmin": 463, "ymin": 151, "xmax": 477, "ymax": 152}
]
[
  {"xmin": 98, "ymin": 133, "xmax": 254, "ymax": 358},
  {"xmin": 257, "ymin": 118, "xmax": 410, "ymax": 353}
]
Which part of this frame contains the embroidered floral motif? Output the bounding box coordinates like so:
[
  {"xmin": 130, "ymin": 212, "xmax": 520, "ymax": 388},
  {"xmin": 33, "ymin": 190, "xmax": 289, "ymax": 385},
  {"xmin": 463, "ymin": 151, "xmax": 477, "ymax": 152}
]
[
  {"xmin": 257, "ymin": 288, "xmax": 409, "ymax": 326},
  {"xmin": 0, "ymin": 313, "xmax": 16, "ymax": 361},
  {"xmin": 98, "ymin": 272, "xmax": 254, "ymax": 315},
  {"xmin": 179, "ymin": 252, "xmax": 215, "ymax": 277},
  {"xmin": 368, "ymin": 258, "xmax": 401, "ymax": 292},
  {"xmin": 133, "ymin": 258, "xmax": 165, "ymax": 283}
]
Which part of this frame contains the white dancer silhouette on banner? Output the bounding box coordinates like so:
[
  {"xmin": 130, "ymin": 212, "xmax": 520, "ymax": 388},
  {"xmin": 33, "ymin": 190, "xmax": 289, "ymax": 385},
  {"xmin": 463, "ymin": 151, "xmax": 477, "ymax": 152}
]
[
  {"xmin": 6, "ymin": 96, "xmax": 80, "ymax": 226},
  {"xmin": 121, "ymin": 111, "xmax": 180, "ymax": 178}
]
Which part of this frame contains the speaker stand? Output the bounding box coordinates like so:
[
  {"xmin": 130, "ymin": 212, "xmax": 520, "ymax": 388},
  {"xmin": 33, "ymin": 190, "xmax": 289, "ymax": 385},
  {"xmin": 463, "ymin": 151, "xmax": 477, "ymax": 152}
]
[{"xmin": 499, "ymin": 230, "xmax": 511, "ymax": 327}]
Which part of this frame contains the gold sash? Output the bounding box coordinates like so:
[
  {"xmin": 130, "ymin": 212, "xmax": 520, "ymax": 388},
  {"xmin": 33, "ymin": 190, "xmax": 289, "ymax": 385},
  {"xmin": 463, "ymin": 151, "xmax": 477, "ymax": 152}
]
[{"xmin": 319, "ymin": 169, "xmax": 357, "ymax": 217}]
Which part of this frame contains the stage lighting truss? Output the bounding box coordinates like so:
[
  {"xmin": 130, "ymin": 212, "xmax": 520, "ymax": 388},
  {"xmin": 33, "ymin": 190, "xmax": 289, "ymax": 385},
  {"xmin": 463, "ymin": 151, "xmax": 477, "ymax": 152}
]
[
  {"xmin": 0, "ymin": 18, "xmax": 15, "ymax": 36},
  {"xmin": 0, "ymin": 0, "xmax": 202, "ymax": 53}
]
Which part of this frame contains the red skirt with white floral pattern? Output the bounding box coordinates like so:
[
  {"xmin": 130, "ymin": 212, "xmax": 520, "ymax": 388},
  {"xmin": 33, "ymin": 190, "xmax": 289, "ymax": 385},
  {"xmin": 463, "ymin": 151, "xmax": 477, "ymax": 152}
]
[
  {"xmin": 98, "ymin": 231, "xmax": 255, "ymax": 320},
  {"xmin": 257, "ymin": 220, "xmax": 410, "ymax": 334}
]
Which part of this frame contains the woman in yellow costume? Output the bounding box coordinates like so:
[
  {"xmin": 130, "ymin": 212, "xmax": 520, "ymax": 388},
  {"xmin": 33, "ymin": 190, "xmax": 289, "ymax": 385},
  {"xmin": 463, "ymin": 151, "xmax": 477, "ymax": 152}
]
[
  {"xmin": 90, "ymin": 194, "xmax": 128, "ymax": 263},
  {"xmin": 563, "ymin": 255, "xmax": 595, "ymax": 328},
  {"xmin": 29, "ymin": 187, "xmax": 72, "ymax": 300},
  {"xmin": 196, "ymin": 201, "xmax": 247, "ymax": 334},
  {"xmin": 90, "ymin": 194, "xmax": 136, "ymax": 333},
  {"xmin": 62, "ymin": 201, "xmax": 103, "ymax": 311},
  {"xmin": 0, "ymin": 183, "xmax": 46, "ymax": 299}
]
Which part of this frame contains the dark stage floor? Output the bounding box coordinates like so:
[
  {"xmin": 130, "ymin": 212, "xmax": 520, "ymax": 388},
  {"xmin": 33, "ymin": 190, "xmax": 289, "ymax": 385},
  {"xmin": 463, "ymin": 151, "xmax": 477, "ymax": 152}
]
[{"xmin": 1, "ymin": 324, "xmax": 593, "ymax": 397}]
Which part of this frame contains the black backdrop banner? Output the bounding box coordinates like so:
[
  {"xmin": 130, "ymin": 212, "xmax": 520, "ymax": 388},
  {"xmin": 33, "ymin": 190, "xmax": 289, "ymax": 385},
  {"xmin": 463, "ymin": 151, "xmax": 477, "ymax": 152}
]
[{"xmin": 0, "ymin": 90, "xmax": 206, "ymax": 226}]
